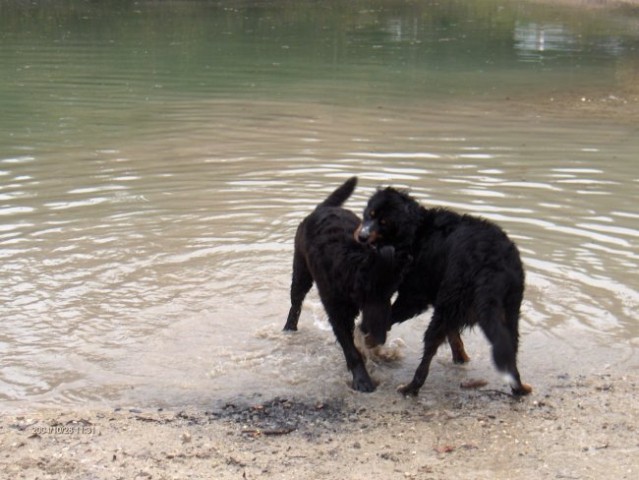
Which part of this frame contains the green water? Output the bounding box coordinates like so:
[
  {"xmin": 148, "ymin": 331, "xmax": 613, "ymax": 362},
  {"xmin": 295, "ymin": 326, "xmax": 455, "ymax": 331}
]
[{"xmin": 2, "ymin": 0, "xmax": 637, "ymax": 147}]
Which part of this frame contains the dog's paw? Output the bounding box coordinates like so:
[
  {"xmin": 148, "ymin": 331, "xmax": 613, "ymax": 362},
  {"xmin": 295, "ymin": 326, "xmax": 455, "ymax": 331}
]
[
  {"xmin": 511, "ymin": 383, "xmax": 533, "ymax": 396},
  {"xmin": 368, "ymin": 339, "xmax": 405, "ymax": 364},
  {"xmin": 352, "ymin": 367, "xmax": 377, "ymax": 393},
  {"xmin": 353, "ymin": 377, "xmax": 376, "ymax": 393},
  {"xmin": 451, "ymin": 348, "xmax": 470, "ymax": 364},
  {"xmin": 397, "ymin": 382, "xmax": 420, "ymax": 397}
]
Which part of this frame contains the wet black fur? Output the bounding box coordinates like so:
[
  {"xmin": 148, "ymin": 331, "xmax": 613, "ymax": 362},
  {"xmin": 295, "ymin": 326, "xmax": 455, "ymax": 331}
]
[
  {"xmin": 283, "ymin": 177, "xmax": 401, "ymax": 392},
  {"xmin": 358, "ymin": 187, "xmax": 531, "ymax": 396}
]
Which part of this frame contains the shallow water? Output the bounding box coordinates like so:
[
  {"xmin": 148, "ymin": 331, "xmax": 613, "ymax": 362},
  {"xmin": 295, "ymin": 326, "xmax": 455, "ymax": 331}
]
[{"xmin": 1, "ymin": 0, "xmax": 638, "ymax": 410}]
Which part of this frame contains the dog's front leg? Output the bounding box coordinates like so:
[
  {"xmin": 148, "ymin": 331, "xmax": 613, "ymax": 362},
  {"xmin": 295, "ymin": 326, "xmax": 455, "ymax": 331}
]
[
  {"xmin": 398, "ymin": 312, "xmax": 447, "ymax": 396},
  {"xmin": 327, "ymin": 307, "xmax": 376, "ymax": 392}
]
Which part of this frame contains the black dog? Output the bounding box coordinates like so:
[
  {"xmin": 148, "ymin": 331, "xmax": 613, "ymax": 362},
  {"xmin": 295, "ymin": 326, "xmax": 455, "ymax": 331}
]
[
  {"xmin": 283, "ymin": 177, "xmax": 401, "ymax": 392},
  {"xmin": 356, "ymin": 187, "xmax": 532, "ymax": 397}
]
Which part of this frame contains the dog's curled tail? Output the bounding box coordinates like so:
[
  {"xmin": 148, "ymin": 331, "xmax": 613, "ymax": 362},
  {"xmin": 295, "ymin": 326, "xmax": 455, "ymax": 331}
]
[{"xmin": 319, "ymin": 176, "xmax": 358, "ymax": 208}]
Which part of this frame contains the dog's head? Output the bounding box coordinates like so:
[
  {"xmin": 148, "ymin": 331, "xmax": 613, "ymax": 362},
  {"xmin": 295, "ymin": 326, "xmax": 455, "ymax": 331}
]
[{"xmin": 355, "ymin": 187, "xmax": 420, "ymax": 248}]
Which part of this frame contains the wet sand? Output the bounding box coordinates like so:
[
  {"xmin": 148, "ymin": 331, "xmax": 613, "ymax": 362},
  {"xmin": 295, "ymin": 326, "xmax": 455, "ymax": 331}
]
[{"xmin": 2, "ymin": 370, "xmax": 637, "ymax": 479}]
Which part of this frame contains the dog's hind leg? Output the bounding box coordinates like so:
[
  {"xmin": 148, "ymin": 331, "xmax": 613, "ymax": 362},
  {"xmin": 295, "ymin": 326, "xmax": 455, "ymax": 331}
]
[
  {"xmin": 283, "ymin": 251, "xmax": 313, "ymax": 331},
  {"xmin": 478, "ymin": 304, "xmax": 532, "ymax": 396},
  {"xmin": 398, "ymin": 311, "xmax": 448, "ymax": 396},
  {"xmin": 326, "ymin": 302, "xmax": 376, "ymax": 392},
  {"xmin": 447, "ymin": 331, "xmax": 470, "ymax": 364}
]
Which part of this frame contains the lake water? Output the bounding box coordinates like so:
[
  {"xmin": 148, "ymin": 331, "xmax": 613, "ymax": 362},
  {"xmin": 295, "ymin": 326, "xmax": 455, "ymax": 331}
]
[{"xmin": 1, "ymin": 0, "xmax": 638, "ymax": 410}]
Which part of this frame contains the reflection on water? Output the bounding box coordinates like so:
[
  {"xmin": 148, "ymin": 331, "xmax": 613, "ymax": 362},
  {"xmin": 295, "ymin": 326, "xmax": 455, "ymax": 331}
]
[
  {"xmin": 515, "ymin": 23, "xmax": 579, "ymax": 57},
  {"xmin": 514, "ymin": 21, "xmax": 626, "ymax": 62},
  {"xmin": 0, "ymin": 0, "xmax": 638, "ymax": 410}
]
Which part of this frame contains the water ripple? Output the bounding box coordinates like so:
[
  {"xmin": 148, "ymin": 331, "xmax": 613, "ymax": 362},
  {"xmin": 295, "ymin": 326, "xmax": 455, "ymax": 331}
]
[{"xmin": 1, "ymin": 98, "xmax": 638, "ymax": 408}]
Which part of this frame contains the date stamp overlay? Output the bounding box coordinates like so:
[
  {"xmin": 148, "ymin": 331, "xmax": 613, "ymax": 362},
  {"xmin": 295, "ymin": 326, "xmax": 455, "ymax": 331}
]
[{"xmin": 28, "ymin": 421, "xmax": 98, "ymax": 436}]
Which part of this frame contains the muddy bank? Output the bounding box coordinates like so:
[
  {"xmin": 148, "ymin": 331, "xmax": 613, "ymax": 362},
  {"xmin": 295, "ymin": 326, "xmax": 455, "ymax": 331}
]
[{"xmin": 2, "ymin": 371, "xmax": 637, "ymax": 479}]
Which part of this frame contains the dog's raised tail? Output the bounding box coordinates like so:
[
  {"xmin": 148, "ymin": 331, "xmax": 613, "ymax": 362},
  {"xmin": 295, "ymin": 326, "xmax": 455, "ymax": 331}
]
[{"xmin": 319, "ymin": 176, "xmax": 358, "ymax": 208}]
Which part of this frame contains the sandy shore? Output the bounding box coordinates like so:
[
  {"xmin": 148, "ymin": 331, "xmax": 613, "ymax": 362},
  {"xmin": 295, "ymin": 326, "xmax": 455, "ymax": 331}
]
[{"xmin": 2, "ymin": 370, "xmax": 638, "ymax": 479}]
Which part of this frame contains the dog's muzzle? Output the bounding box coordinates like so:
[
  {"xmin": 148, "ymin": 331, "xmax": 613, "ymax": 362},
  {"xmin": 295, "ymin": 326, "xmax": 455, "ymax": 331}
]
[
  {"xmin": 355, "ymin": 222, "xmax": 372, "ymax": 243},
  {"xmin": 356, "ymin": 221, "xmax": 382, "ymax": 244}
]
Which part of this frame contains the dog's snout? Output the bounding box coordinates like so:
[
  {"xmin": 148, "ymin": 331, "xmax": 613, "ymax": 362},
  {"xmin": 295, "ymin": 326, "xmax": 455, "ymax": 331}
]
[{"xmin": 356, "ymin": 223, "xmax": 372, "ymax": 243}]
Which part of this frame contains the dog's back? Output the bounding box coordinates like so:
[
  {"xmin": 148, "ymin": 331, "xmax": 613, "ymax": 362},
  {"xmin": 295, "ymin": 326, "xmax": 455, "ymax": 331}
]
[
  {"xmin": 415, "ymin": 208, "xmax": 524, "ymax": 311},
  {"xmin": 292, "ymin": 178, "xmax": 360, "ymax": 279},
  {"xmin": 298, "ymin": 177, "xmax": 363, "ymax": 299}
]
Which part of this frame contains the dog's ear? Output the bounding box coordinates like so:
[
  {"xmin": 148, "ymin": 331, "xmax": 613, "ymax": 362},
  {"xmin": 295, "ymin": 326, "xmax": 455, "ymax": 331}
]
[{"xmin": 400, "ymin": 191, "xmax": 420, "ymax": 217}]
